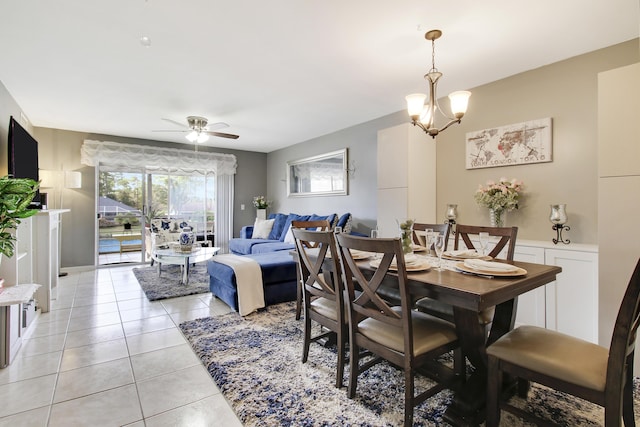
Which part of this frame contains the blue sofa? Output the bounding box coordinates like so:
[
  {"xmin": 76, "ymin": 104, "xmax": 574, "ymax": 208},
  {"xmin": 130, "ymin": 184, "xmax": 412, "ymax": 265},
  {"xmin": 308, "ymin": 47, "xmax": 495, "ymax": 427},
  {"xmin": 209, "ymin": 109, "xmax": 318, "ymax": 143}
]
[
  {"xmin": 228, "ymin": 212, "xmax": 353, "ymax": 255},
  {"xmin": 209, "ymin": 212, "xmax": 358, "ymax": 313}
]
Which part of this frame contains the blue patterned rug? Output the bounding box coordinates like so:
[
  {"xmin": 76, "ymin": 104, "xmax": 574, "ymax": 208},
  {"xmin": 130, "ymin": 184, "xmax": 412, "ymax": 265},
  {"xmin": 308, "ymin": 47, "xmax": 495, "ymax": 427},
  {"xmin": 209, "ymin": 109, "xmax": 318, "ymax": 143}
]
[
  {"xmin": 179, "ymin": 302, "xmax": 640, "ymax": 426},
  {"xmin": 133, "ymin": 264, "xmax": 210, "ymax": 301}
]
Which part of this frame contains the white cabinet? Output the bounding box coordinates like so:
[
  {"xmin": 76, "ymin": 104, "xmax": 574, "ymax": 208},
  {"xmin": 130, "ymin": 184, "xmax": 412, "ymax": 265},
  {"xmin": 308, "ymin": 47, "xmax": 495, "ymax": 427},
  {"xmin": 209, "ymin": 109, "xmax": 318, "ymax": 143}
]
[
  {"xmin": 33, "ymin": 210, "xmax": 67, "ymax": 313},
  {"xmin": 513, "ymin": 241, "xmax": 598, "ymax": 343},
  {"xmin": 377, "ymin": 123, "xmax": 436, "ymax": 238},
  {"xmin": 513, "ymin": 245, "xmax": 546, "ymax": 328}
]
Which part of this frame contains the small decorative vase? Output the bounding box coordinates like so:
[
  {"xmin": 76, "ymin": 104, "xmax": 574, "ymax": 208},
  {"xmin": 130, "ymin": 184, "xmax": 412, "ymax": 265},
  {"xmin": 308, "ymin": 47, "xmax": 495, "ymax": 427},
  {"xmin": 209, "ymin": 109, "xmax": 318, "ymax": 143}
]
[
  {"xmin": 179, "ymin": 227, "xmax": 195, "ymax": 252},
  {"xmin": 256, "ymin": 208, "xmax": 267, "ymax": 220},
  {"xmin": 489, "ymin": 209, "xmax": 505, "ymax": 227},
  {"xmin": 397, "ymin": 219, "xmax": 414, "ymax": 255}
]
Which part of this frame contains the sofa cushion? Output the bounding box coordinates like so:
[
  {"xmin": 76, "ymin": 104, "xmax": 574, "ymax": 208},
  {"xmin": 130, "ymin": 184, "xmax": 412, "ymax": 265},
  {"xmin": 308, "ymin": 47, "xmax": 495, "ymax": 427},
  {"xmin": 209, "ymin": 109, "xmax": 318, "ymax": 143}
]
[
  {"xmin": 279, "ymin": 213, "xmax": 311, "ymax": 242},
  {"xmin": 229, "ymin": 237, "xmax": 277, "ymax": 255},
  {"xmin": 250, "ymin": 241, "xmax": 296, "ymax": 254},
  {"xmin": 337, "ymin": 213, "xmax": 353, "ymax": 233},
  {"xmin": 268, "ymin": 213, "xmax": 289, "ymax": 240},
  {"xmin": 252, "ymin": 218, "xmax": 275, "ymax": 239},
  {"xmin": 308, "ymin": 213, "xmax": 338, "ymax": 228}
]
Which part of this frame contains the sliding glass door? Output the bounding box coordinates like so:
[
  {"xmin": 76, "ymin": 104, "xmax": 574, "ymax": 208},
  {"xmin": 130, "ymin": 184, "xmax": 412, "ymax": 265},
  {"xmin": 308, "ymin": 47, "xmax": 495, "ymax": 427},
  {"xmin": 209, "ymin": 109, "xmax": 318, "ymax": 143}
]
[
  {"xmin": 97, "ymin": 169, "xmax": 145, "ymax": 265},
  {"xmin": 97, "ymin": 167, "xmax": 215, "ymax": 266}
]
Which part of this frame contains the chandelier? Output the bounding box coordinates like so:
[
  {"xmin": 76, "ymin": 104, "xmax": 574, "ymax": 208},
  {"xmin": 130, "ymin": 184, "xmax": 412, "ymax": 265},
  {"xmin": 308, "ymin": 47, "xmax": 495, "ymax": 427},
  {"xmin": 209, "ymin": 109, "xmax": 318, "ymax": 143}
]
[{"xmin": 406, "ymin": 29, "xmax": 471, "ymax": 138}]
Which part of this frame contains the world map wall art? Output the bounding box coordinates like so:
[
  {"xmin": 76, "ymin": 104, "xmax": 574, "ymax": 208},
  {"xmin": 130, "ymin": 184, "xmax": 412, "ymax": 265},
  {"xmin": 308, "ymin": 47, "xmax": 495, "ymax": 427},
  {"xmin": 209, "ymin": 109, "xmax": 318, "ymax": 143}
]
[{"xmin": 465, "ymin": 117, "xmax": 552, "ymax": 169}]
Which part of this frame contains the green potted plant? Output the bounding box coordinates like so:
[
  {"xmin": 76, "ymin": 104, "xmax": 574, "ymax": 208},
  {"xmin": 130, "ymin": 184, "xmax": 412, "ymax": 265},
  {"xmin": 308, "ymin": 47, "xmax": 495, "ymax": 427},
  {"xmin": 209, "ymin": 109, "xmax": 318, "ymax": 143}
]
[{"xmin": 0, "ymin": 176, "xmax": 39, "ymax": 259}]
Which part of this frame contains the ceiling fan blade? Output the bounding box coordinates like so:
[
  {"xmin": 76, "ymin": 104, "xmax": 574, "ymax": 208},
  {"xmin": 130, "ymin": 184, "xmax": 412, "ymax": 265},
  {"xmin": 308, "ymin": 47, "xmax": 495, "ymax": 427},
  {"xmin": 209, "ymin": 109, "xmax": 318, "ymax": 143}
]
[
  {"xmin": 206, "ymin": 131, "xmax": 239, "ymax": 139},
  {"xmin": 161, "ymin": 118, "xmax": 189, "ymax": 129},
  {"xmin": 206, "ymin": 122, "xmax": 230, "ymax": 131},
  {"xmin": 151, "ymin": 129, "xmax": 187, "ymax": 133}
]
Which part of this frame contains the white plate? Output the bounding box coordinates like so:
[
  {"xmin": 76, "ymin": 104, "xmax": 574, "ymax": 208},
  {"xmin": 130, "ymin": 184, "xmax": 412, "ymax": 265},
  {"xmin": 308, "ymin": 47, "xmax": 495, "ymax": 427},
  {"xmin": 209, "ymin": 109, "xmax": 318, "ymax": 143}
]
[
  {"xmin": 369, "ymin": 258, "xmax": 432, "ymax": 272},
  {"xmin": 455, "ymin": 262, "xmax": 527, "ymax": 277},
  {"xmin": 442, "ymin": 251, "xmax": 491, "ymax": 261}
]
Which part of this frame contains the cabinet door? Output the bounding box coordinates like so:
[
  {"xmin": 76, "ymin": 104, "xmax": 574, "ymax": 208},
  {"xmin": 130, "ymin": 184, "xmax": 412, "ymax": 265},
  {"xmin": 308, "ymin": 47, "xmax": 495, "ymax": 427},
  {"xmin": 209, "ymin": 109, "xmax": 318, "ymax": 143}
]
[
  {"xmin": 514, "ymin": 246, "xmax": 546, "ymax": 328},
  {"xmin": 376, "ymin": 188, "xmax": 407, "ymax": 238},
  {"xmin": 545, "ymin": 249, "xmax": 598, "ymax": 343}
]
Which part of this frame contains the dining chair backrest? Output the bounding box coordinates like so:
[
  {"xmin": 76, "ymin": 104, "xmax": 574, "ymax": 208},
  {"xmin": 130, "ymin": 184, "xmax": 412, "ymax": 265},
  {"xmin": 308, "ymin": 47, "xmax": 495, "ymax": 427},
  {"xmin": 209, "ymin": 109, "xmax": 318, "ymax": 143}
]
[
  {"xmin": 292, "ymin": 227, "xmax": 342, "ymax": 304},
  {"xmin": 412, "ymin": 222, "xmax": 450, "ymax": 251},
  {"xmin": 454, "ymin": 224, "xmax": 518, "ymax": 260},
  {"xmin": 606, "ymin": 258, "xmax": 640, "ymax": 400},
  {"xmin": 336, "ymin": 234, "xmax": 413, "ymax": 345},
  {"xmin": 292, "ymin": 227, "xmax": 347, "ymax": 388},
  {"xmin": 291, "ymin": 220, "xmax": 332, "ymax": 248}
]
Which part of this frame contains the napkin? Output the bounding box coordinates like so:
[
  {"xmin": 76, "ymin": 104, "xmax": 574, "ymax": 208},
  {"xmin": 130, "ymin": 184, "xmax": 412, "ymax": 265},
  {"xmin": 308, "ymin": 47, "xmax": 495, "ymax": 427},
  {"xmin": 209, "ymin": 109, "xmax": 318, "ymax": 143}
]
[
  {"xmin": 448, "ymin": 249, "xmax": 479, "ymax": 258},
  {"xmin": 464, "ymin": 259, "xmax": 518, "ymax": 272}
]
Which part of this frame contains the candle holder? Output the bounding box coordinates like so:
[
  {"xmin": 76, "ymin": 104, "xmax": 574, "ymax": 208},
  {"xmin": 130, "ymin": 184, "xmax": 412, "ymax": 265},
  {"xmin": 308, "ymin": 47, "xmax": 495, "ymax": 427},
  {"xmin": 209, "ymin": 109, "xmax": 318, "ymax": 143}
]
[
  {"xmin": 550, "ymin": 204, "xmax": 570, "ymax": 244},
  {"xmin": 445, "ymin": 204, "xmax": 458, "ymax": 234}
]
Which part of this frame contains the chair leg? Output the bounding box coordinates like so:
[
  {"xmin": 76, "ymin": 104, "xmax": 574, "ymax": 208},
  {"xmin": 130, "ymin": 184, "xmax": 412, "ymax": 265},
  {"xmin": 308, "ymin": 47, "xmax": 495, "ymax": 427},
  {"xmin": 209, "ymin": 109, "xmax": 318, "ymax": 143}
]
[
  {"xmin": 622, "ymin": 356, "xmax": 636, "ymax": 427},
  {"xmin": 335, "ymin": 325, "xmax": 346, "ymax": 388},
  {"xmin": 404, "ymin": 368, "xmax": 414, "ymax": 427},
  {"xmin": 302, "ymin": 309, "xmax": 312, "ymax": 363},
  {"xmin": 486, "ymin": 355, "xmax": 502, "ymax": 427},
  {"xmin": 347, "ymin": 338, "xmax": 359, "ymax": 399},
  {"xmin": 453, "ymin": 348, "xmax": 466, "ymax": 378}
]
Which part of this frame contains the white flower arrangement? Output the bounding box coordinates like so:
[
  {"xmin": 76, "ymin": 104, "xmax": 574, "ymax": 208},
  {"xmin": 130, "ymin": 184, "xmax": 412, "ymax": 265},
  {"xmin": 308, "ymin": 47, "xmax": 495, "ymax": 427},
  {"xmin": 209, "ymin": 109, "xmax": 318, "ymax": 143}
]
[
  {"xmin": 474, "ymin": 177, "xmax": 523, "ymax": 213},
  {"xmin": 252, "ymin": 196, "xmax": 270, "ymax": 209}
]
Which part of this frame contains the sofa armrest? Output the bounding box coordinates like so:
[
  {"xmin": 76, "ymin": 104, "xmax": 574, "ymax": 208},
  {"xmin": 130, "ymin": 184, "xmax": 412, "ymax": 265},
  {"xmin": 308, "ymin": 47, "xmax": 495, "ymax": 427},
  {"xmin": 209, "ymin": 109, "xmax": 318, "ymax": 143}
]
[{"xmin": 240, "ymin": 225, "xmax": 254, "ymax": 239}]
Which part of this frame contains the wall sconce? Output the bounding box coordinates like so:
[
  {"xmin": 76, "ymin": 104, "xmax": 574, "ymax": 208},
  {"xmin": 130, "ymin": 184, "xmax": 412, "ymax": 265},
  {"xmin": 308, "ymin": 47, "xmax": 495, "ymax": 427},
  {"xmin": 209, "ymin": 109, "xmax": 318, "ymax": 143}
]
[
  {"xmin": 550, "ymin": 204, "xmax": 570, "ymax": 244},
  {"xmin": 346, "ymin": 160, "xmax": 356, "ymax": 178},
  {"xmin": 445, "ymin": 204, "xmax": 458, "ymax": 234}
]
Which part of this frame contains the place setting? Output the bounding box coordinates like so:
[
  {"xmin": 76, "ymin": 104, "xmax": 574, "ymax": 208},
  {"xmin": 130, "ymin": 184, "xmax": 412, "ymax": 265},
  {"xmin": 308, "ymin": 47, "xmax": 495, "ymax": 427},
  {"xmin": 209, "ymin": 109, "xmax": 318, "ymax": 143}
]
[
  {"xmin": 369, "ymin": 253, "xmax": 432, "ymax": 272},
  {"xmin": 455, "ymin": 258, "xmax": 527, "ymax": 277}
]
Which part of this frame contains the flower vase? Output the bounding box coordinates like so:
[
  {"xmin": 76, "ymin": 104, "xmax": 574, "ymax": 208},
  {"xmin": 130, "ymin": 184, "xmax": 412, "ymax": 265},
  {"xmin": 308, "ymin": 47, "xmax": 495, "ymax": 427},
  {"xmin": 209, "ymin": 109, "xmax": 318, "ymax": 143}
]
[
  {"xmin": 489, "ymin": 209, "xmax": 505, "ymax": 227},
  {"xmin": 179, "ymin": 227, "xmax": 195, "ymax": 252},
  {"xmin": 256, "ymin": 209, "xmax": 267, "ymax": 220},
  {"xmin": 397, "ymin": 219, "xmax": 414, "ymax": 255}
]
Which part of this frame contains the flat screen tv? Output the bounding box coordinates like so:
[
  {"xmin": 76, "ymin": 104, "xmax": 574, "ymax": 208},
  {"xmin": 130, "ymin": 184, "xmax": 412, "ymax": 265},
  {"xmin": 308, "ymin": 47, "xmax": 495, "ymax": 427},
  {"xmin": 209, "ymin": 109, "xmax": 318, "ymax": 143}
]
[{"xmin": 7, "ymin": 116, "xmax": 41, "ymax": 208}]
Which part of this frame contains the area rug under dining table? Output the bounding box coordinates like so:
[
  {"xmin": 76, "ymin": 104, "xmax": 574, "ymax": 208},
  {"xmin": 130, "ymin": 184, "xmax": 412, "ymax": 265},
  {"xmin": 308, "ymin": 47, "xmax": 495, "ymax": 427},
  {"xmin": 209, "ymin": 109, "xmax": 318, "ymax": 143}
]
[
  {"xmin": 133, "ymin": 264, "xmax": 210, "ymax": 301},
  {"xmin": 179, "ymin": 301, "xmax": 640, "ymax": 426}
]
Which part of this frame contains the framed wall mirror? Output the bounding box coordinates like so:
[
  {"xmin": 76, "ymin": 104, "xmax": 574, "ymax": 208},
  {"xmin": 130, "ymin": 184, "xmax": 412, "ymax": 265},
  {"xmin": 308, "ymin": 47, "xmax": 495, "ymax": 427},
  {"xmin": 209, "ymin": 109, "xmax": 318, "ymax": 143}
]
[{"xmin": 287, "ymin": 149, "xmax": 348, "ymax": 197}]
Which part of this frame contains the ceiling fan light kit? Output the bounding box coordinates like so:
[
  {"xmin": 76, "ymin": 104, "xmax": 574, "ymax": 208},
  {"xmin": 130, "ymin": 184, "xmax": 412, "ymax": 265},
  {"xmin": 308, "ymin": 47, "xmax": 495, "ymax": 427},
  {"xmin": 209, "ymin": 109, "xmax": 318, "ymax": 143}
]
[{"xmin": 406, "ymin": 29, "xmax": 471, "ymax": 138}]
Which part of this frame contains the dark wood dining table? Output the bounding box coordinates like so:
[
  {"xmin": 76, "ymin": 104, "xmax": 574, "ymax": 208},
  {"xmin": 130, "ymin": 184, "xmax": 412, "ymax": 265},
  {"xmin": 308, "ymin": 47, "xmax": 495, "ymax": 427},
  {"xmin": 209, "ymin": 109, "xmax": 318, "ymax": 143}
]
[
  {"xmin": 365, "ymin": 258, "xmax": 562, "ymax": 426},
  {"xmin": 294, "ymin": 249, "xmax": 562, "ymax": 426}
]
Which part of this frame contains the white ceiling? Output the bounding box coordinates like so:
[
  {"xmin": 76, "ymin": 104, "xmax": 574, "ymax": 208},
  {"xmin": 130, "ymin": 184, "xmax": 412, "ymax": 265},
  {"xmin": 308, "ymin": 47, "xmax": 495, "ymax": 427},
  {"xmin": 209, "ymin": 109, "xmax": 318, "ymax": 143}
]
[{"xmin": 0, "ymin": 1, "xmax": 638, "ymax": 153}]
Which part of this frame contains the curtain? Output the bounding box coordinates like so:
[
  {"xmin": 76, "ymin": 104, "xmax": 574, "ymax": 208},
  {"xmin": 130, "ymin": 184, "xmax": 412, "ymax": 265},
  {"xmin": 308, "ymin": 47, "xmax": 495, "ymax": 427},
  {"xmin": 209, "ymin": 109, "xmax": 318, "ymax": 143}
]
[
  {"xmin": 81, "ymin": 140, "xmax": 237, "ymax": 174},
  {"xmin": 215, "ymin": 174, "xmax": 234, "ymax": 254},
  {"xmin": 81, "ymin": 139, "xmax": 236, "ymax": 254}
]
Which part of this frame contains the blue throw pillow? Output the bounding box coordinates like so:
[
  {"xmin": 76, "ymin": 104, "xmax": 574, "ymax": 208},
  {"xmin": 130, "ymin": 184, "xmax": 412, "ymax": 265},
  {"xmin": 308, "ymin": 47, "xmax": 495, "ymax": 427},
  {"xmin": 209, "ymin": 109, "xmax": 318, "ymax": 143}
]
[
  {"xmin": 280, "ymin": 213, "xmax": 311, "ymax": 242},
  {"xmin": 337, "ymin": 213, "xmax": 353, "ymax": 233},
  {"xmin": 308, "ymin": 213, "xmax": 337, "ymax": 228},
  {"xmin": 268, "ymin": 213, "xmax": 289, "ymax": 240}
]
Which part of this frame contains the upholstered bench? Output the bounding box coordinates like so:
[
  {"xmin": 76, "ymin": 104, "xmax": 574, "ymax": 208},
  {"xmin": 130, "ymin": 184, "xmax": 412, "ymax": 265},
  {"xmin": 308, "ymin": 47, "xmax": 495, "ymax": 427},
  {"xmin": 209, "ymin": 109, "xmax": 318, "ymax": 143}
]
[{"xmin": 207, "ymin": 251, "xmax": 298, "ymax": 312}]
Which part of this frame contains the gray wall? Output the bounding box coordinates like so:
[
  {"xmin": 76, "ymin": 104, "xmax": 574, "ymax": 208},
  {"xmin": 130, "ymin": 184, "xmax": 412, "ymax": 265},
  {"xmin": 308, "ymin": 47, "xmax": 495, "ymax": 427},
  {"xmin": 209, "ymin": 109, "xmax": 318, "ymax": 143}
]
[{"xmin": 268, "ymin": 39, "xmax": 639, "ymax": 244}]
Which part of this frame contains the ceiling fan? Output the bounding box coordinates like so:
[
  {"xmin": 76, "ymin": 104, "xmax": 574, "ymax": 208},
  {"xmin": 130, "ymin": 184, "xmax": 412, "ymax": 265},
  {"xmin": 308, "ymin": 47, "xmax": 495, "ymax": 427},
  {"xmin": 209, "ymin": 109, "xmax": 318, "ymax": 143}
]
[{"xmin": 153, "ymin": 116, "xmax": 239, "ymax": 143}]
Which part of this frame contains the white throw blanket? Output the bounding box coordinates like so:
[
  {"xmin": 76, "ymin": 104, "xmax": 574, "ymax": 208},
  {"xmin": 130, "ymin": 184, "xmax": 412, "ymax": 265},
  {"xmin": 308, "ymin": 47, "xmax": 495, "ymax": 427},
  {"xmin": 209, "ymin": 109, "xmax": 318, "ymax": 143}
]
[{"xmin": 213, "ymin": 254, "xmax": 265, "ymax": 316}]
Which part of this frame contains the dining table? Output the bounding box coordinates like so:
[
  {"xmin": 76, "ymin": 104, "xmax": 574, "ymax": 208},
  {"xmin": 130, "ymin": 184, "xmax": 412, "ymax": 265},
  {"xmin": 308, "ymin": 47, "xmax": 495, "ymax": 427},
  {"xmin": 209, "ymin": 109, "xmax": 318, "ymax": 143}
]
[{"xmin": 355, "ymin": 252, "xmax": 562, "ymax": 426}]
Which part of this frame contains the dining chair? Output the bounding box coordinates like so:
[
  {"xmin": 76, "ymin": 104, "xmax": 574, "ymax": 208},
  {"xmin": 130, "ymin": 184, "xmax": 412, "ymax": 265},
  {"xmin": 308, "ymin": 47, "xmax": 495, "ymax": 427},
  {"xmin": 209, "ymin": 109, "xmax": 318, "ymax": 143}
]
[
  {"xmin": 291, "ymin": 220, "xmax": 332, "ymax": 320},
  {"xmin": 335, "ymin": 233, "xmax": 461, "ymax": 426},
  {"xmin": 292, "ymin": 227, "xmax": 348, "ymax": 388},
  {"xmin": 415, "ymin": 224, "xmax": 518, "ymax": 326},
  {"xmin": 486, "ymin": 258, "xmax": 640, "ymax": 427},
  {"xmin": 412, "ymin": 222, "xmax": 450, "ymax": 251}
]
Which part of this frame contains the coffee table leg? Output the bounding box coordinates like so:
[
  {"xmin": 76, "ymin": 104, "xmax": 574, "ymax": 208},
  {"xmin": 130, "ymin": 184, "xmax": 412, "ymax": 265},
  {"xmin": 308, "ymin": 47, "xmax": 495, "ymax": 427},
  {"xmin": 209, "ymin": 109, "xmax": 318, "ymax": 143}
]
[{"xmin": 182, "ymin": 258, "xmax": 189, "ymax": 285}]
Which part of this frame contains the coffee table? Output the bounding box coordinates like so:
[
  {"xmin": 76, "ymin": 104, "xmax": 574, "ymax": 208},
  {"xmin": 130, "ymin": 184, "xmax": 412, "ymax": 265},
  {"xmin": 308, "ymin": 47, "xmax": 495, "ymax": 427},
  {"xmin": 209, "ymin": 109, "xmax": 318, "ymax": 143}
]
[{"xmin": 152, "ymin": 246, "xmax": 220, "ymax": 285}]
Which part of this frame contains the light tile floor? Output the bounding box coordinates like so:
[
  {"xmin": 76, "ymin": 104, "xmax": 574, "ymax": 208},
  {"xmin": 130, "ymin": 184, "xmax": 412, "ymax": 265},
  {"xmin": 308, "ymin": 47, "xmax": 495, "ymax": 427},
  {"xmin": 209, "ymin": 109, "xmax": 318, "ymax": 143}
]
[{"xmin": 0, "ymin": 266, "xmax": 244, "ymax": 427}]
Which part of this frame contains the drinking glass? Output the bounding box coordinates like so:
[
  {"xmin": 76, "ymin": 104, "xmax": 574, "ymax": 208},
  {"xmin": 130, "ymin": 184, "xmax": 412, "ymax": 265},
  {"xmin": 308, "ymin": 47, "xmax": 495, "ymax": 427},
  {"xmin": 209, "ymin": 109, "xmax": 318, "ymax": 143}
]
[
  {"xmin": 434, "ymin": 233, "xmax": 446, "ymax": 270},
  {"xmin": 334, "ymin": 226, "xmax": 342, "ymax": 234},
  {"xmin": 478, "ymin": 232, "xmax": 490, "ymax": 256},
  {"xmin": 370, "ymin": 227, "xmax": 378, "ymax": 239},
  {"xmin": 422, "ymin": 228, "xmax": 433, "ymax": 248}
]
